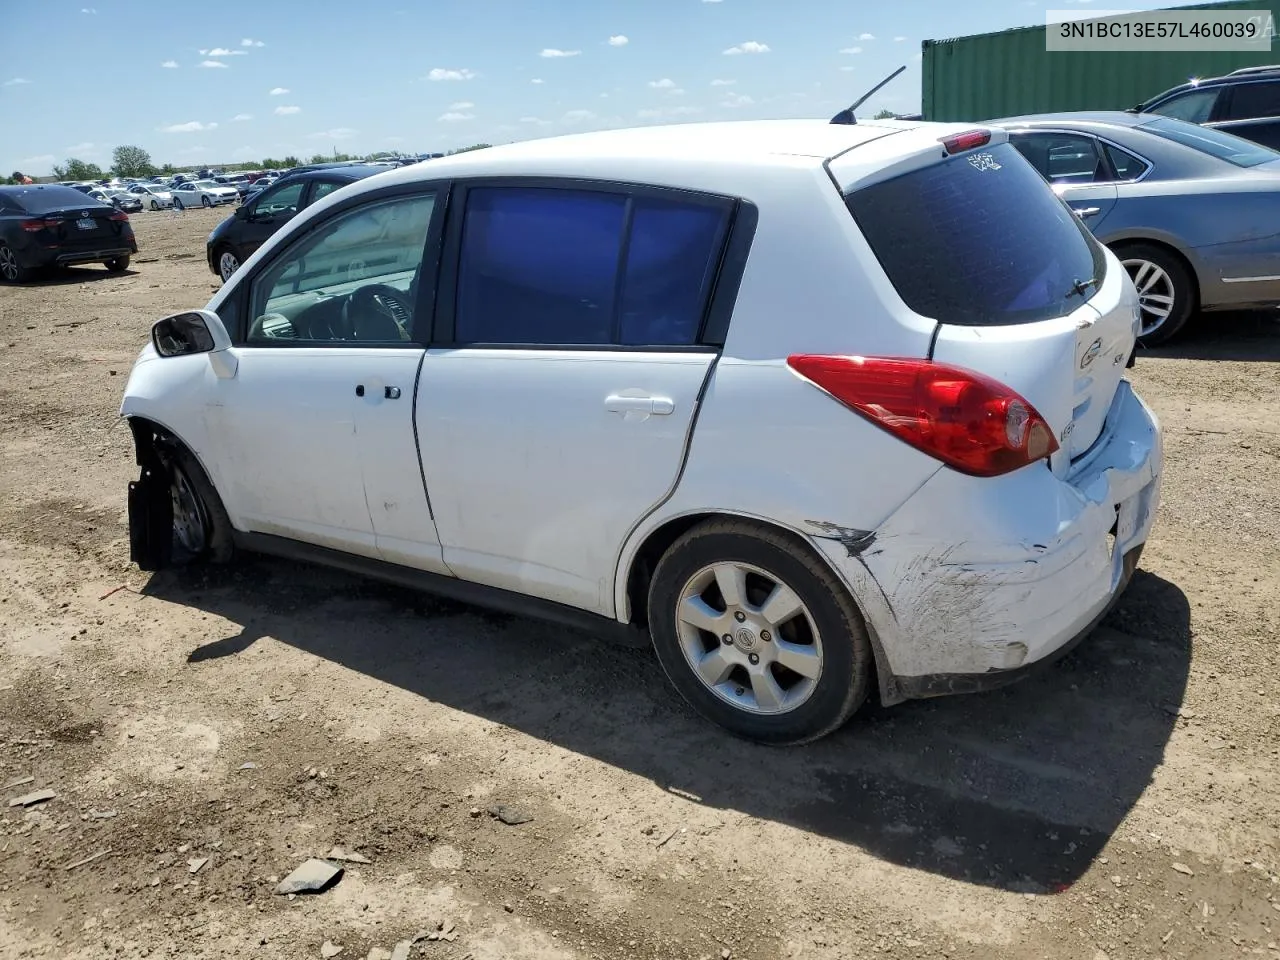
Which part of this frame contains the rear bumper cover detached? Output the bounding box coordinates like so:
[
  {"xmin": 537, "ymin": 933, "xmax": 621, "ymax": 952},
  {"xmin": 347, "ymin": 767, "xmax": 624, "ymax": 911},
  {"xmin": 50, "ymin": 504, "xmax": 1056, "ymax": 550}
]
[{"xmin": 812, "ymin": 380, "xmax": 1163, "ymax": 704}]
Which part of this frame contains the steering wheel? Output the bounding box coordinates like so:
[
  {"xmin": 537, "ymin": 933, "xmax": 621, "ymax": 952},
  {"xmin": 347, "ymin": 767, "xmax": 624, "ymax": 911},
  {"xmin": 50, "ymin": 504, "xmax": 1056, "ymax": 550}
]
[{"xmin": 342, "ymin": 283, "xmax": 412, "ymax": 341}]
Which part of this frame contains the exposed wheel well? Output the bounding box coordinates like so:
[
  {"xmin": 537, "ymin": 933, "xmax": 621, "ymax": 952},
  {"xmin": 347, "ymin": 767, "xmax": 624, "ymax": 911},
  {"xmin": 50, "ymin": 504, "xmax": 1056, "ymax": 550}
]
[{"xmin": 1107, "ymin": 238, "xmax": 1201, "ymax": 309}]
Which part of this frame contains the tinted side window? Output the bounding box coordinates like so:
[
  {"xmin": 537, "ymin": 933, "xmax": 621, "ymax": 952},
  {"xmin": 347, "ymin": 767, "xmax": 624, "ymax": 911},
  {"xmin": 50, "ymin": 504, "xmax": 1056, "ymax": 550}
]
[
  {"xmin": 311, "ymin": 180, "xmax": 345, "ymax": 204},
  {"xmin": 455, "ymin": 188, "xmax": 626, "ymax": 345},
  {"xmin": 1011, "ymin": 133, "xmax": 1102, "ymax": 184},
  {"xmin": 454, "ymin": 187, "xmax": 730, "ymax": 347},
  {"xmin": 1148, "ymin": 88, "xmax": 1219, "ymax": 123},
  {"xmin": 1104, "ymin": 143, "xmax": 1149, "ymax": 181},
  {"xmin": 254, "ymin": 181, "xmax": 305, "ymax": 218},
  {"xmin": 1225, "ymin": 80, "xmax": 1280, "ymax": 120}
]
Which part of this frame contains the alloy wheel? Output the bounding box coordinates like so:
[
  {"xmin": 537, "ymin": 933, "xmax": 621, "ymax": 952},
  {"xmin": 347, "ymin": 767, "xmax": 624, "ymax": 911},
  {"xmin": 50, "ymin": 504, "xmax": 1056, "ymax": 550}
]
[
  {"xmin": 0, "ymin": 246, "xmax": 18, "ymax": 282},
  {"xmin": 674, "ymin": 561, "xmax": 823, "ymax": 715},
  {"xmin": 169, "ymin": 463, "xmax": 209, "ymax": 556},
  {"xmin": 1121, "ymin": 257, "xmax": 1175, "ymax": 336},
  {"xmin": 218, "ymin": 250, "xmax": 239, "ymax": 281}
]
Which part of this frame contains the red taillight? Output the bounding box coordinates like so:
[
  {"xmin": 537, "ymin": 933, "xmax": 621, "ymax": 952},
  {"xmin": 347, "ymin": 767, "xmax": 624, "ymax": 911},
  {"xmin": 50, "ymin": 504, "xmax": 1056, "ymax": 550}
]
[
  {"xmin": 939, "ymin": 129, "xmax": 992, "ymax": 154},
  {"xmin": 786, "ymin": 355, "xmax": 1059, "ymax": 477},
  {"xmin": 109, "ymin": 210, "xmax": 129, "ymax": 222},
  {"xmin": 20, "ymin": 218, "xmax": 60, "ymax": 232}
]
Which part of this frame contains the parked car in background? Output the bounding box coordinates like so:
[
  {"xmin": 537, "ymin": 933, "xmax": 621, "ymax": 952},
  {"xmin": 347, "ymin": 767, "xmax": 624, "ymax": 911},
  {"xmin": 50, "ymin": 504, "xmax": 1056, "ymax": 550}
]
[
  {"xmin": 129, "ymin": 183, "xmax": 175, "ymax": 210},
  {"xmin": 206, "ymin": 165, "xmax": 381, "ymax": 280},
  {"xmin": 128, "ymin": 119, "xmax": 1162, "ymax": 744},
  {"xmin": 0, "ymin": 184, "xmax": 136, "ymax": 282},
  {"xmin": 172, "ymin": 179, "xmax": 239, "ymax": 210},
  {"xmin": 107, "ymin": 191, "xmax": 144, "ymax": 214},
  {"xmin": 1135, "ymin": 65, "xmax": 1280, "ymax": 150},
  {"xmin": 991, "ymin": 110, "xmax": 1280, "ymax": 344}
]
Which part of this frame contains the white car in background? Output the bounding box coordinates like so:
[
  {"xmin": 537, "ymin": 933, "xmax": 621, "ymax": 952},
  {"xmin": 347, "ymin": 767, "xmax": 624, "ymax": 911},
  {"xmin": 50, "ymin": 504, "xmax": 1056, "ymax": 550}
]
[
  {"xmin": 172, "ymin": 179, "xmax": 239, "ymax": 209},
  {"xmin": 129, "ymin": 183, "xmax": 175, "ymax": 210},
  {"xmin": 119, "ymin": 118, "xmax": 1163, "ymax": 744}
]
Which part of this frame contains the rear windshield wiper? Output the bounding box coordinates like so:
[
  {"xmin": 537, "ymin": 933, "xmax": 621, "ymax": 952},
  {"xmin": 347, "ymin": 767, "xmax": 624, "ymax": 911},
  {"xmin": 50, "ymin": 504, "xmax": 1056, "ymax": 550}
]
[{"xmin": 1068, "ymin": 276, "xmax": 1100, "ymax": 298}]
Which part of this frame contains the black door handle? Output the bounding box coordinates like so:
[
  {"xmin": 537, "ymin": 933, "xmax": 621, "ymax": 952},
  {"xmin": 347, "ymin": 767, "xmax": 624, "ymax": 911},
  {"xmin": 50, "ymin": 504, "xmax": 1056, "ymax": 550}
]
[
  {"xmin": 385, "ymin": 386, "xmax": 401, "ymax": 399},
  {"xmin": 355, "ymin": 384, "xmax": 365, "ymax": 397}
]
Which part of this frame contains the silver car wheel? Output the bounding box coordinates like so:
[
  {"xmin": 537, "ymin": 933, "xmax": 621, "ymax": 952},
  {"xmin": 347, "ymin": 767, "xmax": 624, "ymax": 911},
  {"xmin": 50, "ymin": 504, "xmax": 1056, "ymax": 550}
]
[
  {"xmin": 1121, "ymin": 257, "xmax": 1175, "ymax": 336},
  {"xmin": 218, "ymin": 251, "xmax": 239, "ymax": 281},
  {"xmin": 0, "ymin": 245, "xmax": 18, "ymax": 281},
  {"xmin": 170, "ymin": 462, "xmax": 208, "ymax": 556},
  {"xmin": 675, "ymin": 561, "xmax": 823, "ymax": 716}
]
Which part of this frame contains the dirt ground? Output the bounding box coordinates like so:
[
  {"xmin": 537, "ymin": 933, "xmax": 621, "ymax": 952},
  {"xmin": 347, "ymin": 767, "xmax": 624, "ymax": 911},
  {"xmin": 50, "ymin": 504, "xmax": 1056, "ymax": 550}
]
[{"xmin": 0, "ymin": 206, "xmax": 1277, "ymax": 960}]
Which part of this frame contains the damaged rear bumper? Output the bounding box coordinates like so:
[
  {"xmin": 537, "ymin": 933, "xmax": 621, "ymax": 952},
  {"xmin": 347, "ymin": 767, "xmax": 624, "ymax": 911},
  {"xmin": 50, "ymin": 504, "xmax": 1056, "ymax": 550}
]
[{"xmin": 811, "ymin": 380, "xmax": 1163, "ymax": 704}]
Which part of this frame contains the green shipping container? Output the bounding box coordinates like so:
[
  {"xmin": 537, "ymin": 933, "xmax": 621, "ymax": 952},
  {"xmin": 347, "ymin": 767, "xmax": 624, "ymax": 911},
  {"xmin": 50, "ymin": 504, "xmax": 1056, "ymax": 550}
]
[{"xmin": 923, "ymin": 0, "xmax": 1280, "ymax": 121}]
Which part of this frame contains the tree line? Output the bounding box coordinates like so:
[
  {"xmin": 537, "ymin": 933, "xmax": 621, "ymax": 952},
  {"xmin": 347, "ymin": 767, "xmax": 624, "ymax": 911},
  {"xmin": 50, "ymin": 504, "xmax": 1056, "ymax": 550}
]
[{"xmin": 5, "ymin": 142, "xmax": 495, "ymax": 185}]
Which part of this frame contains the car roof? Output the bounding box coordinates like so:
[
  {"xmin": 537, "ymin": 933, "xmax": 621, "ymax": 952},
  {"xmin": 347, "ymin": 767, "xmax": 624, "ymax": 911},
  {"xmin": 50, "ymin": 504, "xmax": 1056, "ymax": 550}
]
[
  {"xmin": 992, "ymin": 110, "xmax": 1151, "ymax": 128},
  {"xmin": 1140, "ymin": 66, "xmax": 1280, "ymax": 103}
]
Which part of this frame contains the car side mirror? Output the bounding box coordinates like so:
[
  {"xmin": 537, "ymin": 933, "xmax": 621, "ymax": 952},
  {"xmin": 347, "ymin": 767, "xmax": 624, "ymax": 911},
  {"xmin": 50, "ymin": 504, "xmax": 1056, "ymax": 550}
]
[{"xmin": 151, "ymin": 310, "xmax": 237, "ymax": 378}]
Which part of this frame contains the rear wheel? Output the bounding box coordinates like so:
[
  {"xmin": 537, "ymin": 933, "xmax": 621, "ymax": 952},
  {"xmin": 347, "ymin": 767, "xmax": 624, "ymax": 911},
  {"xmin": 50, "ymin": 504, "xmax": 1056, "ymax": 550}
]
[
  {"xmin": 201, "ymin": 195, "xmax": 212, "ymax": 208},
  {"xmin": 1114, "ymin": 243, "xmax": 1195, "ymax": 346},
  {"xmin": 0, "ymin": 243, "xmax": 32, "ymax": 283},
  {"xmin": 104, "ymin": 256, "xmax": 130, "ymax": 272},
  {"xmin": 647, "ymin": 519, "xmax": 872, "ymax": 744},
  {"xmin": 150, "ymin": 200, "xmax": 160, "ymax": 211}
]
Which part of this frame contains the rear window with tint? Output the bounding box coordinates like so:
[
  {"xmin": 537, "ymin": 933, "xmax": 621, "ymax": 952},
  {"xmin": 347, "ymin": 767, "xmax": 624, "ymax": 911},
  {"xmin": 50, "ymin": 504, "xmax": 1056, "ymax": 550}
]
[
  {"xmin": 846, "ymin": 142, "xmax": 1105, "ymax": 326},
  {"xmin": 6, "ymin": 186, "xmax": 106, "ymax": 214},
  {"xmin": 1139, "ymin": 115, "xmax": 1279, "ymax": 167}
]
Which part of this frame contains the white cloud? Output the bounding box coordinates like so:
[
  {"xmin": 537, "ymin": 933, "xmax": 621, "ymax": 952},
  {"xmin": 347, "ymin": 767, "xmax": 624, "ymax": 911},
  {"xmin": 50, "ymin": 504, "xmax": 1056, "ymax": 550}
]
[
  {"xmin": 199, "ymin": 60, "xmax": 229, "ymax": 68},
  {"xmin": 161, "ymin": 60, "xmax": 178, "ymax": 68},
  {"xmin": 607, "ymin": 35, "xmax": 628, "ymax": 46},
  {"xmin": 232, "ymin": 113, "xmax": 253, "ymax": 121},
  {"xmin": 894, "ymin": 35, "xmax": 908, "ymax": 41},
  {"xmin": 161, "ymin": 121, "xmax": 217, "ymax": 133},
  {"xmin": 648, "ymin": 78, "xmax": 677, "ymax": 89},
  {"xmin": 858, "ymin": 32, "xmax": 876, "ymax": 40},
  {"xmin": 723, "ymin": 41, "xmax": 769, "ymax": 55},
  {"xmin": 438, "ymin": 111, "xmax": 474, "ymax": 122},
  {"xmin": 540, "ymin": 48, "xmax": 581, "ymax": 58},
  {"xmin": 3, "ymin": 77, "xmax": 32, "ymax": 86},
  {"xmin": 274, "ymin": 105, "xmax": 301, "ymax": 115},
  {"xmin": 561, "ymin": 109, "xmax": 596, "ymax": 124},
  {"xmin": 722, "ymin": 92, "xmax": 754, "ymax": 107},
  {"xmin": 80, "ymin": 6, "xmax": 96, "ymax": 12},
  {"xmin": 241, "ymin": 38, "xmax": 265, "ymax": 47},
  {"xmin": 206, "ymin": 48, "xmax": 247, "ymax": 57},
  {"xmin": 599, "ymin": 92, "xmax": 609, "ymax": 98},
  {"xmin": 839, "ymin": 46, "xmax": 863, "ymax": 54},
  {"xmin": 269, "ymin": 87, "xmax": 290, "ymax": 95},
  {"xmin": 520, "ymin": 116, "xmax": 552, "ymax": 126},
  {"xmin": 448, "ymin": 101, "xmax": 474, "ymax": 110},
  {"xmin": 426, "ymin": 67, "xmax": 476, "ymax": 81},
  {"xmin": 710, "ymin": 79, "xmax": 736, "ymax": 87},
  {"xmin": 839, "ymin": 65, "xmax": 856, "ymax": 72},
  {"xmin": 309, "ymin": 127, "xmax": 357, "ymax": 140},
  {"xmin": 531, "ymin": 78, "xmax": 544, "ymax": 84},
  {"xmin": 702, "ymin": 0, "xmax": 723, "ymax": 3}
]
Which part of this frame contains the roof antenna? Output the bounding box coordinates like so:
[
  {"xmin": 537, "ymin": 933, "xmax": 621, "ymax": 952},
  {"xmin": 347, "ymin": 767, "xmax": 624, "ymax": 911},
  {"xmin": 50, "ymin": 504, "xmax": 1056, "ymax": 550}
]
[{"xmin": 830, "ymin": 65, "xmax": 907, "ymax": 125}]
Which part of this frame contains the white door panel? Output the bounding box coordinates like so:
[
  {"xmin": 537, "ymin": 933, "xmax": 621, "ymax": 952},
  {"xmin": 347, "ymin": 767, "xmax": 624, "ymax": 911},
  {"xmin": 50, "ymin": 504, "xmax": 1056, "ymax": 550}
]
[{"xmin": 416, "ymin": 349, "xmax": 714, "ymax": 614}]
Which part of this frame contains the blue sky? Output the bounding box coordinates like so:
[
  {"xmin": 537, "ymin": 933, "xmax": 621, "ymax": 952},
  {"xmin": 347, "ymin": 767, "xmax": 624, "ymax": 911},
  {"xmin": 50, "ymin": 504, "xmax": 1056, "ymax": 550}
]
[{"xmin": 0, "ymin": 0, "xmax": 1178, "ymax": 175}]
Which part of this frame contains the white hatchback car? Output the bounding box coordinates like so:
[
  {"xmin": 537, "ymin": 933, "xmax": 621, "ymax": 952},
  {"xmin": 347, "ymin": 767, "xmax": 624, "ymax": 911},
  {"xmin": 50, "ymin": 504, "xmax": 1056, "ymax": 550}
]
[{"xmin": 120, "ymin": 119, "xmax": 1162, "ymax": 743}]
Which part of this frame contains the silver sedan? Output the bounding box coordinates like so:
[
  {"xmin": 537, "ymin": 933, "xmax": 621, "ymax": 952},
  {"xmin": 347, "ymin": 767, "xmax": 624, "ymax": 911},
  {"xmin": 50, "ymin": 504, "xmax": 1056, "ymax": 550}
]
[{"xmin": 990, "ymin": 111, "xmax": 1280, "ymax": 344}]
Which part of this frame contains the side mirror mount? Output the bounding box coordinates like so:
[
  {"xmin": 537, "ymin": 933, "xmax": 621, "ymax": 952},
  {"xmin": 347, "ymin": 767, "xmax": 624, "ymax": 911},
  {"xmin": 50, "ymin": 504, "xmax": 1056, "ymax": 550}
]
[{"xmin": 151, "ymin": 310, "xmax": 237, "ymax": 379}]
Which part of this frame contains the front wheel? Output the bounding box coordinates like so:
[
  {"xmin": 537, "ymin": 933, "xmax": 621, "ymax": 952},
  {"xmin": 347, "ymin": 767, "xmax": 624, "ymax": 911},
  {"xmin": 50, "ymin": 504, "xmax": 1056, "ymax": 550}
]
[
  {"xmin": 647, "ymin": 519, "xmax": 873, "ymax": 744},
  {"xmin": 201, "ymin": 196, "xmax": 212, "ymax": 208},
  {"xmin": 216, "ymin": 247, "xmax": 240, "ymax": 281},
  {"xmin": 1115, "ymin": 243, "xmax": 1196, "ymax": 346},
  {"xmin": 158, "ymin": 442, "xmax": 234, "ymax": 565},
  {"xmin": 173, "ymin": 197, "xmax": 184, "ymax": 210},
  {"xmin": 104, "ymin": 256, "xmax": 130, "ymax": 272},
  {"xmin": 150, "ymin": 200, "xmax": 160, "ymax": 211}
]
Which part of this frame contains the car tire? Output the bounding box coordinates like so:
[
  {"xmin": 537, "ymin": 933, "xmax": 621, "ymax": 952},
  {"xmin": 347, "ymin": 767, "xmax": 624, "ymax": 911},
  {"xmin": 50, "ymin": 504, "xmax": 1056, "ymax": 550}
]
[
  {"xmin": 0, "ymin": 243, "xmax": 32, "ymax": 283},
  {"xmin": 215, "ymin": 247, "xmax": 240, "ymax": 282},
  {"xmin": 647, "ymin": 518, "xmax": 873, "ymax": 744},
  {"xmin": 151, "ymin": 200, "xmax": 160, "ymax": 211},
  {"xmin": 201, "ymin": 196, "xmax": 212, "ymax": 208},
  {"xmin": 174, "ymin": 197, "xmax": 184, "ymax": 210},
  {"xmin": 104, "ymin": 256, "xmax": 130, "ymax": 272},
  {"xmin": 155, "ymin": 440, "xmax": 234, "ymax": 565},
  {"xmin": 1113, "ymin": 242, "xmax": 1196, "ymax": 347}
]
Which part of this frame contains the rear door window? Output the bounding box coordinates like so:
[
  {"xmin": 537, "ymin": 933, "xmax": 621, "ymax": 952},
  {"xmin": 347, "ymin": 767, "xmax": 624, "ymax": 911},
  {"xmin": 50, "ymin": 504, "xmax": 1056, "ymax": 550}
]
[
  {"xmin": 1103, "ymin": 143, "xmax": 1150, "ymax": 181},
  {"xmin": 1140, "ymin": 115, "xmax": 1279, "ymax": 166},
  {"xmin": 1223, "ymin": 80, "xmax": 1280, "ymax": 120},
  {"xmin": 846, "ymin": 142, "xmax": 1105, "ymax": 327},
  {"xmin": 1147, "ymin": 87, "xmax": 1220, "ymax": 123},
  {"xmin": 1010, "ymin": 132, "xmax": 1103, "ymax": 183}
]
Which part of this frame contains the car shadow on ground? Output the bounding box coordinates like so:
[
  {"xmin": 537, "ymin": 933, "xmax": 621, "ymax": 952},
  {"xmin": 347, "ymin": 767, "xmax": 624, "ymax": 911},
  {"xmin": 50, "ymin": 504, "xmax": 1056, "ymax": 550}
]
[
  {"xmin": 150, "ymin": 557, "xmax": 1190, "ymax": 894},
  {"xmin": 1144, "ymin": 309, "xmax": 1280, "ymax": 362},
  {"xmin": 25, "ymin": 266, "xmax": 140, "ymax": 287}
]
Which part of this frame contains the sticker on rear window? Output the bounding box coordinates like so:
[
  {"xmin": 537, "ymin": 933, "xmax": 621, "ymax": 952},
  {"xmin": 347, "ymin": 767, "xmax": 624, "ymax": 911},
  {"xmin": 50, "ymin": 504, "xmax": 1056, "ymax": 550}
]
[{"xmin": 967, "ymin": 152, "xmax": 1002, "ymax": 171}]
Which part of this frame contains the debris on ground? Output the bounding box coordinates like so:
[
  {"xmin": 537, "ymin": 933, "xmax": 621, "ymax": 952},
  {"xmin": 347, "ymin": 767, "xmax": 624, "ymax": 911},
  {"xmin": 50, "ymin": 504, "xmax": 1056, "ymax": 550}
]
[
  {"xmin": 8, "ymin": 789, "xmax": 56, "ymax": 808},
  {"xmin": 366, "ymin": 949, "xmax": 392, "ymax": 960},
  {"xmin": 63, "ymin": 849, "xmax": 112, "ymax": 871},
  {"xmin": 487, "ymin": 804, "xmax": 533, "ymax": 825},
  {"xmin": 320, "ymin": 941, "xmax": 343, "ymax": 958},
  {"xmin": 389, "ymin": 942, "xmax": 412, "ymax": 960},
  {"xmin": 325, "ymin": 845, "xmax": 372, "ymax": 864},
  {"xmin": 239, "ymin": 762, "xmax": 258, "ymax": 770},
  {"xmin": 275, "ymin": 858, "xmax": 343, "ymax": 895},
  {"xmin": 1172, "ymin": 862, "xmax": 1195, "ymax": 876},
  {"xmin": 187, "ymin": 857, "xmax": 209, "ymax": 874},
  {"xmin": 85, "ymin": 808, "xmax": 116, "ymax": 820},
  {"xmin": 4, "ymin": 776, "xmax": 35, "ymax": 788}
]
